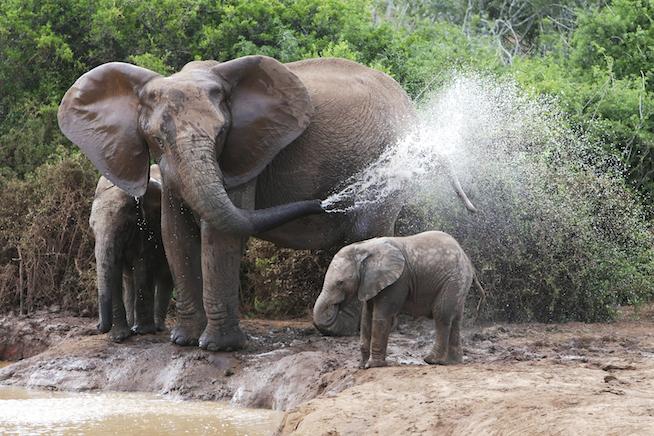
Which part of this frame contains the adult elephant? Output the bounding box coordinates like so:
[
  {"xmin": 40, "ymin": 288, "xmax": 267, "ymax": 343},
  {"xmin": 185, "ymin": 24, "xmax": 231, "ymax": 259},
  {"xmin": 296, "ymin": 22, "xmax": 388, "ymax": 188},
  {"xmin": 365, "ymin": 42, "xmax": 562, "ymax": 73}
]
[{"xmin": 58, "ymin": 56, "xmax": 475, "ymax": 351}]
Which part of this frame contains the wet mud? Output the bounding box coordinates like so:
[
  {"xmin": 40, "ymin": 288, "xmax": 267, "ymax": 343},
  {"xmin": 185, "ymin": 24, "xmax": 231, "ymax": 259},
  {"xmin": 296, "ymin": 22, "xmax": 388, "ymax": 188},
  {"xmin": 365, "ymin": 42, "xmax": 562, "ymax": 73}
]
[{"xmin": 1, "ymin": 308, "xmax": 653, "ymax": 434}]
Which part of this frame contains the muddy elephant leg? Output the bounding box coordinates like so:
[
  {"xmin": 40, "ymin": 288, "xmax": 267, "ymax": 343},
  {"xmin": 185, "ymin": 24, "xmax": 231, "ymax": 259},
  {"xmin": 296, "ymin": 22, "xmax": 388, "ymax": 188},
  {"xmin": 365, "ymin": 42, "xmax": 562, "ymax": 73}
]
[
  {"xmin": 424, "ymin": 316, "xmax": 451, "ymax": 365},
  {"xmin": 132, "ymin": 257, "xmax": 157, "ymax": 335},
  {"xmin": 122, "ymin": 270, "xmax": 135, "ymax": 328},
  {"xmin": 154, "ymin": 265, "xmax": 173, "ymax": 331},
  {"xmin": 198, "ymin": 181, "xmax": 254, "ymax": 351},
  {"xmin": 425, "ymin": 281, "xmax": 461, "ymax": 365},
  {"xmin": 359, "ymin": 300, "xmax": 373, "ymax": 368},
  {"xmin": 198, "ymin": 223, "xmax": 247, "ymax": 351},
  {"xmin": 447, "ymin": 314, "xmax": 463, "ymax": 364},
  {"xmin": 107, "ymin": 266, "xmax": 132, "ymax": 342},
  {"xmin": 367, "ymin": 283, "xmax": 409, "ymax": 368},
  {"xmin": 163, "ymin": 188, "xmax": 206, "ymax": 346}
]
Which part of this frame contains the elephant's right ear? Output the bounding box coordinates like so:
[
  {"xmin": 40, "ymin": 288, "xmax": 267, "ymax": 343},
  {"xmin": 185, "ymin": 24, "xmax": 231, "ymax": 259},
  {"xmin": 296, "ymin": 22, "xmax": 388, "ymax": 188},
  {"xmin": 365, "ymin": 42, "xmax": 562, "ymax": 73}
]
[
  {"xmin": 357, "ymin": 242, "xmax": 406, "ymax": 302},
  {"xmin": 58, "ymin": 62, "xmax": 160, "ymax": 196}
]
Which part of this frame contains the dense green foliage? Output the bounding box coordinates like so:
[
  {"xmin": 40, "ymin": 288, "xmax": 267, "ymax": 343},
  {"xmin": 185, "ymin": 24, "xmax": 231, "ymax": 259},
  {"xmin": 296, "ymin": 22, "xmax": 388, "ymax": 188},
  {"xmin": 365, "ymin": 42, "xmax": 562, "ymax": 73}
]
[{"xmin": 0, "ymin": 0, "xmax": 652, "ymax": 321}]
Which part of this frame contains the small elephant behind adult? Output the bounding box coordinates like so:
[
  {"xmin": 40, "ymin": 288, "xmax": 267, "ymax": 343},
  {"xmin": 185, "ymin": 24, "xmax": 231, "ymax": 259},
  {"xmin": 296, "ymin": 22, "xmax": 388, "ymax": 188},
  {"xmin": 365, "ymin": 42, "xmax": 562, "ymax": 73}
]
[
  {"xmin": 90, "ymin": 164, "xmax": 173, "ymax": 342},
  {"xmin": 314, "ymin": 231, "xmax": 476, "ymax": 368}
]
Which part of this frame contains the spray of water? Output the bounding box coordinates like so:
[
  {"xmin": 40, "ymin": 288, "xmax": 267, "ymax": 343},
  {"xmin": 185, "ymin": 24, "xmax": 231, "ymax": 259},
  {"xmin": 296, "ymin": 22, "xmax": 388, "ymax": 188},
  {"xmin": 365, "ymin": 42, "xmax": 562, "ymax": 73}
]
[
  {"xmin": 321, "ymin": 74, "xmax": 564, "ymax": 212},
  {"xmin": 322, "ymin": 73, "xmax": 654, "ymax": 322}
]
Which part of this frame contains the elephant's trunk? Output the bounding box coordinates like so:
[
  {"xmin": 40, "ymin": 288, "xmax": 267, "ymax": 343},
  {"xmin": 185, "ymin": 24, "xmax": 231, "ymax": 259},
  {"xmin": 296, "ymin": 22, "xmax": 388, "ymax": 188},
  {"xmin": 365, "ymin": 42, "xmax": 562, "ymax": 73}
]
[
  {"xmin": 94, "ymin": 237, "xmax": 119, "ymax": 333},
  {"xmin": 177, "ymin": 142, "xmax": 324, "ymax": 235},
  {"xmin": 442, "ymin": 157, "xmax": 477, "ymax": 213},
  {"xmin": 313, "ymin": 289, "xmax": 360, "ymax": 336}
]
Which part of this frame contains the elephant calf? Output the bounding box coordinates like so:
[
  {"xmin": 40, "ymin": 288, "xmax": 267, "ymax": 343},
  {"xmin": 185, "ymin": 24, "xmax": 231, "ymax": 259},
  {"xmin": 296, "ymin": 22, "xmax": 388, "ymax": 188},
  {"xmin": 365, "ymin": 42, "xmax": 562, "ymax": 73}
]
[
  {"xmin": 313, "ymin": 231, "xmax": 476, "ymax": 368},
  {"xmin": 90, "ymin": 165, "xmax": 172, "ymax": 342}
]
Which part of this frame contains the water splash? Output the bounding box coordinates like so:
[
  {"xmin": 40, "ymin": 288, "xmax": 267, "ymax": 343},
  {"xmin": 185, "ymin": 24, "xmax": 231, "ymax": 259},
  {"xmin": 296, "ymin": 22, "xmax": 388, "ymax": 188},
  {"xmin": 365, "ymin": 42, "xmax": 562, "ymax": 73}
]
[{"xmin": 321, "ymin": 74, "xmax": 557, "ymax": 212}]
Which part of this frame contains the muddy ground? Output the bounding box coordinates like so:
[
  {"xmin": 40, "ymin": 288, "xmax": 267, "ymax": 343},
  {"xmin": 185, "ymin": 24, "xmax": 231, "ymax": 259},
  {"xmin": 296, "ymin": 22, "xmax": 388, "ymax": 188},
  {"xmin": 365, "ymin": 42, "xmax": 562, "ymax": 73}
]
[{"xmin": 1, "ymin": 308, "xmax": 653, "ymax": 435}]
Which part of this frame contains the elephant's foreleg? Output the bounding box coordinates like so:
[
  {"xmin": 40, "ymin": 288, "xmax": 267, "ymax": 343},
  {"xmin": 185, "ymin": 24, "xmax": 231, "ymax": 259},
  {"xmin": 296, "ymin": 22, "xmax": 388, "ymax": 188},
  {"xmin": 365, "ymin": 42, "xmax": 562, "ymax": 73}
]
[
  {"xmin": 367, "ymin": 283, "xmax": 408, "ymax": 368},
  {"xmin": 132, "ymin": 257, "xmax": 157, "ymax": 335},
  {"xmin": 359, "ymin": 300, "xmax": 373, "ymax": 368},
  {"xmin": 107, "ymin": 266, "xmax": 131, "ymax": 342},
  {"xmin": 154, "ymin": 265, "xmax": 173, "ymax": 331},
  {"xmin": 162, "ymin": 188, "xmax": 206, "ymax": 346},
  {"xmin": 198, "ymin": 222, "xmax": 247, "ymax": 351}
]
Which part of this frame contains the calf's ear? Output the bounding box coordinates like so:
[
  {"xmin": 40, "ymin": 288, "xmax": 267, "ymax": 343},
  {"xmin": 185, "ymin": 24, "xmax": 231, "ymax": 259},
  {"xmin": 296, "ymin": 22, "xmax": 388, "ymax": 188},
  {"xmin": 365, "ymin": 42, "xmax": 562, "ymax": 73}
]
[{"xmin": 356, "ymin": 242, "xmax": 405, "ymax": 302}]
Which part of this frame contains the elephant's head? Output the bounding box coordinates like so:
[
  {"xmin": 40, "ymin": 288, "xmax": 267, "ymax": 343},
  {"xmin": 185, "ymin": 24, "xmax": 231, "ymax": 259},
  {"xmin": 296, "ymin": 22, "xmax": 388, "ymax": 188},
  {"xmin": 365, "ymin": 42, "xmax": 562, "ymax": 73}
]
[
  {"xmin": 313, "ymin": 240, "xmax": 406, "ymax": 335},
  {"xmin": 59, "ymin": 56, "xmax": 322, "ymax": 235}
]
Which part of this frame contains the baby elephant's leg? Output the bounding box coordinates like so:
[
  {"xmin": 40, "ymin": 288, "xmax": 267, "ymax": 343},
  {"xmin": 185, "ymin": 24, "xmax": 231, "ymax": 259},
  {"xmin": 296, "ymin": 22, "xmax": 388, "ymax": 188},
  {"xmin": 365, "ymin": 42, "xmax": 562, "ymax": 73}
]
[
  {"xmin": 447, "ymin": 313, "xmax": 463, "ymax": 364},
  {"xmin": 425, "ymin": 280, "xmax": 463, "ymax": 365},
  {"xmin": 424, "ymin": 315, "xmax": 451, "ymax": 365},
  {"xmin": 366, "ymin": 284, "xmax": 408, "ymax": 368},
  {"xmin": 359, "ymin": 301, "xmax": 373, "ymax": 368}
]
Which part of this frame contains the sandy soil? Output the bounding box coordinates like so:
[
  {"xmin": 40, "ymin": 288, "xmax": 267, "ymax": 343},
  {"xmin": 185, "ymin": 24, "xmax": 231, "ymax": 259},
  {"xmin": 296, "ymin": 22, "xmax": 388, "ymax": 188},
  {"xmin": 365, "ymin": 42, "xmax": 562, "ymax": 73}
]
[{"xmin": 1, "ymin": 309, "xmax": 654, "ymax": 435}]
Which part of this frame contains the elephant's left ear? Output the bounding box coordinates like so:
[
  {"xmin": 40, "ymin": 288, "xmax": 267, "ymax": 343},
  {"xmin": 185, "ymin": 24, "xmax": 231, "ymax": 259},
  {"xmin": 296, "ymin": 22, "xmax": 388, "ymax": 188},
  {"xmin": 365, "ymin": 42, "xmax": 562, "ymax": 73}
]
[
  {"xmin": 357, "ymin": 242, "xmax": 406, "ymax": 302},
  {"xmin": 212, "ymin": 56, "xmax": 313, "ymax": 188}
]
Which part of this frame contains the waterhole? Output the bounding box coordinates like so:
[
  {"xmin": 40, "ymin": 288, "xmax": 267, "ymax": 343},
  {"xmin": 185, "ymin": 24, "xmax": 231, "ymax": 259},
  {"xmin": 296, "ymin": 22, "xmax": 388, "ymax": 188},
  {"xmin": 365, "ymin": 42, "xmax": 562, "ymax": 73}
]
[{"xmin": 0, "ymin": 384, "xmax": 281, "ymax": 435}]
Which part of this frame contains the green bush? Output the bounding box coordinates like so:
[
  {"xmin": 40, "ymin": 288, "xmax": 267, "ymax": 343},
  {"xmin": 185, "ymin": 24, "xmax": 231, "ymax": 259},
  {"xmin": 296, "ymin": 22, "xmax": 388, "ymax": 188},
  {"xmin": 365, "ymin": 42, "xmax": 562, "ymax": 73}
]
[
  {"xmin": 241, "ymin": 240, "xmax": 336, "ymax": 318},
  {"xmin": 0, "ymin": 154, "xmax": 97, "ymax": 314}
]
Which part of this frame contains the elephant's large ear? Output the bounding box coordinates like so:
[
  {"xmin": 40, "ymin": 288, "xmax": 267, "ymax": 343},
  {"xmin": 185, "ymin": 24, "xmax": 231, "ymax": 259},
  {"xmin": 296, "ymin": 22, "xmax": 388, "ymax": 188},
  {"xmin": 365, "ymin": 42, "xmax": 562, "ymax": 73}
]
[
  {"xmin": 356, "ymin": 242, "xmax": 406, "ymax": 302},
  {"xmin": 212, "ymin": 56, "xmax": 313, "ymax": 188},
  {"xmin": 58, "ymin": 62, "xmax": 160, "ymax": 196}
]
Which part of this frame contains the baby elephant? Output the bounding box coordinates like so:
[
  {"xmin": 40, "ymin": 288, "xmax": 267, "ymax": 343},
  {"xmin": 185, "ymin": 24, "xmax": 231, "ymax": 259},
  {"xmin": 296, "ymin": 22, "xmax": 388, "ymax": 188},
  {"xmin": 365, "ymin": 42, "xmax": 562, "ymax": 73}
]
[
  {"xmin": 314, "ymin": 231, "xmax": 475, "ymax": 368},
  {"xmin": 90, "ymin": 164, "xmax": 172, "ymax": 342}
]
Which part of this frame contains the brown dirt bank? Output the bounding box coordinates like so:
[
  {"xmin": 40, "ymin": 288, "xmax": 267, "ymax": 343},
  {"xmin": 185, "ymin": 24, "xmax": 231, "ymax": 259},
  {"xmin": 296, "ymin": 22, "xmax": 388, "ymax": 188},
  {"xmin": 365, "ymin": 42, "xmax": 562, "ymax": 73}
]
[{"xmin": 1, "ymin": 309, "xmax": 654, "ymax": 434}]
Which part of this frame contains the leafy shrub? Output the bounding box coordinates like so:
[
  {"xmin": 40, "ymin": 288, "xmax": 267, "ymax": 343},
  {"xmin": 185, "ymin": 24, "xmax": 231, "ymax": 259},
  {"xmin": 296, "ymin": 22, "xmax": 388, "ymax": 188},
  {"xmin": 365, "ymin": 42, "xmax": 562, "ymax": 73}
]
[
  {"xmin": 241, "ymin": 240, "xmax": 336, "ymax": 318},
  {"xmin": 0, "ymin": 154, "xmax": 97, "ymax": 314}
]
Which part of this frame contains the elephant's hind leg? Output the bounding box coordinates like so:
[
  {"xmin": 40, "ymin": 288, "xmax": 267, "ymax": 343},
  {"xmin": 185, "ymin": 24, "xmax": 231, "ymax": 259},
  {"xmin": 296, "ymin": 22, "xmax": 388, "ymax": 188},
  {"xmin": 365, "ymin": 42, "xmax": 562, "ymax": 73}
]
[
  {"xmin": 359, "ymin": 300, "xmax": 373, "ymax": 368},
  {"xmin": 162, "ymin": 189, "xmax": 206, "ymax": 346},
  {"xmin": 424, "ymin": 316, "xmax": 451, "ymax": 365},
  {"xmin": 424, "ymin": 284, "xmax": 458, "ymax": 365},
  {"xmin": 447, "ymin": 314, "xmax": 463, "ymax": 364},
  {"xmin": 425, "ymin": 279, "xmax": 466, "ymax": 365}
]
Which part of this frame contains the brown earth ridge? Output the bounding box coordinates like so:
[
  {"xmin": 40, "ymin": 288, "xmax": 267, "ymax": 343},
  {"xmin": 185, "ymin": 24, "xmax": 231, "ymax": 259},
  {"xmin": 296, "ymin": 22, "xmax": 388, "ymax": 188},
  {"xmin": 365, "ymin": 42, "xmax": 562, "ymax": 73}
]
[{"xmin": 1, "ymin": 308, "xmax": 653, "ymax": 435}]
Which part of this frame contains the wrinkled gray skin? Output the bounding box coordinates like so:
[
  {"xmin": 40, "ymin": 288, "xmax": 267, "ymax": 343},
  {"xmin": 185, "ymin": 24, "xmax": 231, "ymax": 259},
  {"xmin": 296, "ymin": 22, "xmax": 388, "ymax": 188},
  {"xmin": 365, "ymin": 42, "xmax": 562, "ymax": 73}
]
[
  {"xmin": 59, "ymin": 56, "xmax": 476, "ymax": 351},
  {"xmin": 90, "ymin": 165, "xmax": 172, "ymax": 342},
  {"xmin": 314, "ymin": 231, "xmax": 474, "ymax": 368}
]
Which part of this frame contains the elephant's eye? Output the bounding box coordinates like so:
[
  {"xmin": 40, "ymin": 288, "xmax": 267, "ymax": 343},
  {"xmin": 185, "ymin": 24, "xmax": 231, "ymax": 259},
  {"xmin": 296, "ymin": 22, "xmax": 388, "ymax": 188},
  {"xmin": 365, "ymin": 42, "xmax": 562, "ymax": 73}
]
[
  {"xmin": 218, "ymin": 126, "xmax": 226, "ymax": 137},
  {"xmin": 154, "ymin": 137, "xmax": 164, "ymax": 149}
]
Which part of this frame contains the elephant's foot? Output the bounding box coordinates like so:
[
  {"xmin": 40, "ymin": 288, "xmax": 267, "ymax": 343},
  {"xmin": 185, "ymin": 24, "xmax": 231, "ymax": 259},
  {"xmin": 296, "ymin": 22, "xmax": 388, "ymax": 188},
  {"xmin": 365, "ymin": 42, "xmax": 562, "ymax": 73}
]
[
  {"xmin": 96, "ymin": 321, "xmax": 111, "ymax": 334},
  {"xmin": 364, "ymin": 358, "xmax": 388, "ymax": 369},
  {"xmin": 131, "ymin": 323, "xmax": 157, "ymax": 335},
  {"xmin": 109, "ymin": 326, "xmax": 133, "ymax": 342},
  {"xmin": 155, "ymin": 319, "xmax": 167, "ymax": 332},
  {"xmin": 170, "ymin": 323, "xmax": 203, "ymax": 346},
  {"xmin": 359, "ymin": 353, "xmax": 370, "ymax": 369},
  {"xmin": 424, "ymin": 352, "xmax": 454, "ymax": 365},
  {"xmin": 199, "ymin": 326, "xmax": 247, "ymax": 352}
]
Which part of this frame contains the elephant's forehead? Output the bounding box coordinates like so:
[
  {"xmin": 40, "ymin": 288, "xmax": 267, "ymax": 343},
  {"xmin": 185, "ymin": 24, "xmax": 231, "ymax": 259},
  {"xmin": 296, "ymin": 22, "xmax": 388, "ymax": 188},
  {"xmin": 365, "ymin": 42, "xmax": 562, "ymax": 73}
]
[
  {"xmin": 328, "ymin": 256, "xmax": 351, "ymax": 273},
  {"xmin": 143, "ymin": 73, "xmax": 221, "ymax": 98}
]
